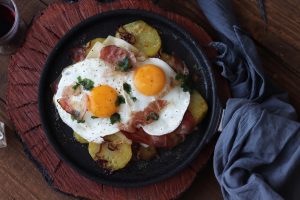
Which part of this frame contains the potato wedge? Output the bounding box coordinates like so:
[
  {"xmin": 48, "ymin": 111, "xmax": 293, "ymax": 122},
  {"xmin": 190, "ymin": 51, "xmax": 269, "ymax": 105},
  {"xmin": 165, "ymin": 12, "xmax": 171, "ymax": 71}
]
[
  {"xmin": 88, "ymin": 142, "xmax": 101, "ymax": 160},
  {"xmin": 116, "ymin": 20, "xmax": 161, "ymax": 56},
  {"xmin": 73, "ymin": 132, "xmax": 88, "ymax": 144},
  {"xmin": 188, "ymin": 90, "xmax": 208, "ymax": 124},
  {"xmin": 85, "ymin": 37, "xmax": 106, "ymax": 56}
]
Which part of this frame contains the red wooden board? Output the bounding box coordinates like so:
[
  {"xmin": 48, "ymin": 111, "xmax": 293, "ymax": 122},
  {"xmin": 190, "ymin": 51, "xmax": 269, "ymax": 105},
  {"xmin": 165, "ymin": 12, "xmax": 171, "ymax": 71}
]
[{"xmin": 6, "ymin": 0, "xmax": 218, "ymax": 199}]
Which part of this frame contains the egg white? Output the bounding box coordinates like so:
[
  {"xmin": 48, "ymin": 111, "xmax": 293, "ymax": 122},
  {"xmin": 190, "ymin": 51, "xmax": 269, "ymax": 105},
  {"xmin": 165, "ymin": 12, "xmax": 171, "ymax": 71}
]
[
  {"xmin": 128, "ymin": 58, "xmax": 191, "ymax": 136},
  {"xmin": 55, "ymin": 37, "xmax": 190, "ymax": 142},
  {"xmin": 54, "ymin": 58, "xmax": 131, "ymax": 143}
]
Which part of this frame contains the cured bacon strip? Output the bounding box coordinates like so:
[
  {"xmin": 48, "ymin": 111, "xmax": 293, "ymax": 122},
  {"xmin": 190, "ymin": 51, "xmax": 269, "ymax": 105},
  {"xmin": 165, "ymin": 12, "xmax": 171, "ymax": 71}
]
[
  {"xmin": 99, "ymin": 45, "xmax": 136, "ymax": 67},
  {"xmin": 57, "ymin": 85, "xmax": 88, "ymax": 120},
  {"xmin": 122, "ymin": 111, "xmax": 196, "ymax": 148},
  {"xmin": 159, "ymin": 52, "xmax": 189, "ymax": 75},
  {"xmin": 131, "ymin": 100, "xmax": 168, "ymax": 127},
  {"xmin": 62, "ymin": 85, "xmax": 82, "ymax": 97},
  {"xmin": 171, "ymin": 111, "xmax": 196, "ymax": 135},
  {"xmin": 120, "ymin": 100, "xmax": 168, "ymax": 133},
  {"xmin": 70, "ymin": 47, "xmax": 86, "ymax": 63},
  {"xmin": 57, "ymin": 98, "xmax": 74, "ymax": 115}
]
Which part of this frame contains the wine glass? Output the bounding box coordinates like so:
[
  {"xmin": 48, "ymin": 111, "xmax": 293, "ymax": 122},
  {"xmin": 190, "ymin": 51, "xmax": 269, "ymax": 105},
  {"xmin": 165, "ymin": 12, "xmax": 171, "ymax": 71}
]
[{"xmin": 0, "ymin": 0, "xmax": 26, "ymax": 55}]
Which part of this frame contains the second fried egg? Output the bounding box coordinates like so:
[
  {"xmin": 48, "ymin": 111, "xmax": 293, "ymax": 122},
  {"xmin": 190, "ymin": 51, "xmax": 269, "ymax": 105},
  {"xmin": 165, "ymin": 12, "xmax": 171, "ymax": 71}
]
[{"xmin": 126, "ymin": 58, "xmax": 190, "ymax": 136}]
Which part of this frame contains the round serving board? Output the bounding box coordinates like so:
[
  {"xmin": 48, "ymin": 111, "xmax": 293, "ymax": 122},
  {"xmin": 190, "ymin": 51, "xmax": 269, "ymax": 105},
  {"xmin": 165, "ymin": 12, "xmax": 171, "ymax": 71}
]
[{"xmin": 6, "ymin": 0, "xmax": 220, "ymax": 199}]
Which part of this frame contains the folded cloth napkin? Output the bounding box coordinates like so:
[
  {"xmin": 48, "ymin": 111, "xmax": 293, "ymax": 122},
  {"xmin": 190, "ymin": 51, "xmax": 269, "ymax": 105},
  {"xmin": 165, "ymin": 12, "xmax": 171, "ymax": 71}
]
[{"xmin": 197, "ymin": 0, "xmax": 300, "ymax": 199}]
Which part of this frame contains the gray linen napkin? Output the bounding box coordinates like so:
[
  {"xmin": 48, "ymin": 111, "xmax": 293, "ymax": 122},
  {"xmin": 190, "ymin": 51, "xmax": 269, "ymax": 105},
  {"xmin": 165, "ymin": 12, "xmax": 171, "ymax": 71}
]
[{"xmin": 197, "ymin": 0, "xmax": 300, "ymax": 199}]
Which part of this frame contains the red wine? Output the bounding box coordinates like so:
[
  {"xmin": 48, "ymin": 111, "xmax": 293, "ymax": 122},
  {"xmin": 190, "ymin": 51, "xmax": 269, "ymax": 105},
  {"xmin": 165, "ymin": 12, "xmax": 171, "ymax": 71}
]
[{"xmin": 0, "ymin": 4, "xmax": 15, "ymax": 37}]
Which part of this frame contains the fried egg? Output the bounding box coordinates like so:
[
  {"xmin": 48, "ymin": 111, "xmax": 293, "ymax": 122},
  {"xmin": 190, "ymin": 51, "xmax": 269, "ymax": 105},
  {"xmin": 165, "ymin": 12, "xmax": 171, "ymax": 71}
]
[
  {"xmin": 55, "ymin": 36, "xmax": 190, "ymax": 143},
  {"xmin": 127, "ymin": 58, "xmax": 190, "ymax": 136},
  {"xmin": 54, "ymin": 58, "xmax": 131, "ymax": 143}
]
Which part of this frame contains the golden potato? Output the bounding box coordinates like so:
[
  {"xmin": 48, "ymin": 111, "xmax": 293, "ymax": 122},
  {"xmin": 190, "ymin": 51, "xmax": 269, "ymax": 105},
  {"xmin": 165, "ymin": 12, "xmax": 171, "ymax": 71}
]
[
  {"xmin": 85, "ymin": 37, "xmax": 106, "ymax": 56},
  {"xmin": 73, "ymin": 132, "xmax": 88, "ymax": 144},
  {"xmin": 116, "ymin": 20, "xmax": 161, "ymax": 56},
  {"xmin": 86, "ymin": 132, "xmax": 132, "ymax": 171},
  {"xmin": 88, "ymin": 142, "xmax": 101, "ymax": 160},
  {"xmin": 97, "ymin": 141, "xmax": 132, "ymax": 171},
  {"xmin": 188, "ymin": 90, "xmax": 208, "ymax": 124},
  {"xmin": 104, "ymin": 132, "xmax": 132, "ymax": 144}
]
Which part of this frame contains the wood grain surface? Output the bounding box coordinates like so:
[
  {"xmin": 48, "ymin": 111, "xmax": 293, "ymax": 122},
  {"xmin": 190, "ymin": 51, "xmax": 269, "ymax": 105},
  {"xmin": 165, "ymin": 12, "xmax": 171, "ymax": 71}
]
[
  {"xmin": 156, "ymin": 0, "xmax": 300, "ymax": 114},
  {"xmin": 0, "ymin": 0, "xmax": 299, "ymax": 199}
]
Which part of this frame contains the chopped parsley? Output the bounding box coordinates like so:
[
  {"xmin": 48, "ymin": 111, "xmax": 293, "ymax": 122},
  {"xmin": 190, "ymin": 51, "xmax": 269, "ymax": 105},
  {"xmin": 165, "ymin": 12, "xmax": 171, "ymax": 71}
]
[
  {"xmin": 91, "ymin": 116, "xmax": 98, "ymax": 119},
  {"xmin": 123, "ymin": 82, "xmax": 137, "ymax": 101},
  {"xmin": 123, "ymin": 82, "xmax": 132, "ymax": 94},
  {"xmin": 110, "ymin": 113, "xmax": 121, "ymax": 124},
  {"xmin": 72, "ymin": 82, "xmax": 80, "ymax": 90},
  {"xmin": 146, "ymin": 112, "xmax": 159, "ymax": 121},
  {"xmin": 73, "ymin": 76, "xmax": 94, "ymax": 91},
  {"xmin": 117, "ymin": 56, "xmax": 132, "ymax": 72},
  {"xmin": 115, "ymin": 95, "xmax": 125, "ymax": 106},
  {"xmin": 77, "ymin": 119, "xmax": 85, "ymax": 123},
  {"xmin": 71, "ymin": 115, "xmax": 85, "ymax": 123},
  {"xmin": 131, "ymin": 96, "xmax": 137, "ymax": 102},
  {"xmin": 175, "ymin": 73, "xmax": 192, "ymax": 93}
]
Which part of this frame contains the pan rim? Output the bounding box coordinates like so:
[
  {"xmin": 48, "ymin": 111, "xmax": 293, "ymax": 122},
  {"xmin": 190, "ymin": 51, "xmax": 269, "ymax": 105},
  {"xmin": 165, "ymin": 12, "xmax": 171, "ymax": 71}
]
[{"xmin": 38, "ymin": 9, "xmax": 222, "ymax": 187}]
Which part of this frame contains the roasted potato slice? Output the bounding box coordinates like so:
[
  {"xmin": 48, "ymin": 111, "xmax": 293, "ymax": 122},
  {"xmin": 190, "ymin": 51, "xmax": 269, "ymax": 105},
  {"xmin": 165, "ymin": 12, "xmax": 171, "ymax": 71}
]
[
  {"xmin": 97, "ymin": 141, "xmax": 132, "ymax": 171},
  {"xmin": 90, "ymin": 132, "xmax": 132, "ymax": 171},
  {"xmin": 85, "ymin": 37, "xmax": 106, "ymax": 56},
  {"xmin": 137, "ymin": 145, "xmax": 157, "ymax": 160},
  {"xmin": 88, "ymin": 142, "xmax": 101, "ymax": 160},
  {"xmin": 73, "ymin": 132, "xmax": 88, "ymax": 144},
  {"xmin": 116, "ymin": 20, "xmax": 161, "ymax": 56},
  {"xmin": 188, "ymin": 90, "xmax": 208, "ymax": 124},
  {"xmin": 104, "ymin": 132, "xmax": 132, "ymax": 144}
]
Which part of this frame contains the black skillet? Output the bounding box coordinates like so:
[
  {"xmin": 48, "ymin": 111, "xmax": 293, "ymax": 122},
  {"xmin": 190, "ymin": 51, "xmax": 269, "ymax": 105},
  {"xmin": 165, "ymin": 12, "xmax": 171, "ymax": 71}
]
[{"xmin": 39, "ymin": 9, "xmax": 222, "ymax": 187}]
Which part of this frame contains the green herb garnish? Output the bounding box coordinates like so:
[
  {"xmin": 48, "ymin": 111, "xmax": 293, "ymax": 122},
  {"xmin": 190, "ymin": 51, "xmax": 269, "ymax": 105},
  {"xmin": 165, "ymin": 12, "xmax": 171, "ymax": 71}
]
[
  {"xmin": 115, "ymin": 95, "xmax": 125, "ymax": 106},
  {"xmin": 123, "ymin": 82, "xmax": 138, "ymax": 101},
  {"xmin": 146, "ymin": 112, "xmax": 159, "ymax": 121},
  {"xmin": 110, "ymin": 113, "xmax": 121, "ymax": 124},
  {"xmin": 131, "ymin": 96, "xmax": 137, "ymax": 102},
  {"xmin": 117, "ymin": 56, "xmax": 132, "ymax": 72},
  {"xmin": 74, "ymin": 76, "xmax": 94, "ymax": 90},
  {"xmin": 175, "ymin": 73, "xmax": 192, "ymax": 93},
  {"xmin": 72, "ymin": 82, "xmax": 80, "ymax": 90},
  {"xmin": 91, "ymin": 116, "xmax": 98, "ymax": 119},
  {"xmin": 71, "ymin": 115, "xmax": 85, "ymax": 123},
  {"xmin": 123, "ymin": 82, "xmax": 132, "ymax": 94},
  {"xmin": 77, "ymin": 119, "xmax": 85, "ymax": 123}
]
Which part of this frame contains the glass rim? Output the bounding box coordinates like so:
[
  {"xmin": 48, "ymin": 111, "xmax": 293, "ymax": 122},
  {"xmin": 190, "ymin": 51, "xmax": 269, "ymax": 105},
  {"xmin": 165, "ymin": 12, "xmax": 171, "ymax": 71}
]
[{"xmin": 0, "ymin": 0, "xmax": 20, "ymax": 42}]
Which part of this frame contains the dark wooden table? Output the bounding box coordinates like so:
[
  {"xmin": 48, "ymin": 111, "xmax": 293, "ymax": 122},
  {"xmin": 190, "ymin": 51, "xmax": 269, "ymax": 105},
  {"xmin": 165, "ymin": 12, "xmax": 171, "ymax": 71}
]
[{"xmin": 0, "ymin": 0, "xmax": 299, "ymax": 199}]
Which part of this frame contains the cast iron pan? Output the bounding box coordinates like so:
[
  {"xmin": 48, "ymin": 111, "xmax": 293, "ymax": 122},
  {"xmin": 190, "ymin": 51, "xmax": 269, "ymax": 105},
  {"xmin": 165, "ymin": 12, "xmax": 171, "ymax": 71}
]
[{"xmin": 39, "ymin": 9, "xmax": 222, "ymax": 187}]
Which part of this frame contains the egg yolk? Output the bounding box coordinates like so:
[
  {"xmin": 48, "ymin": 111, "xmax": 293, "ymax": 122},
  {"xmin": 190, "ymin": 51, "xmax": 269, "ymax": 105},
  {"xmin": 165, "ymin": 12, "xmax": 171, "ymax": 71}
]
[
  {"xmin": 88, "ymin": 85, "xmax": 118, "ymax": 118},
  {"xmin": 134, "ymin": 64, "xmax": 166, "ymax": 96}
]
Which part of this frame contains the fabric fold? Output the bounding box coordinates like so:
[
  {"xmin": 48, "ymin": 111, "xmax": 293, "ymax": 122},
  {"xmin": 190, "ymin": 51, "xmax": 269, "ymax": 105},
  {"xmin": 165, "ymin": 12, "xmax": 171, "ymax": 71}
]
[{"xmin": 197, "ymin": 0, "xmax": 300, "ymax": 199}]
